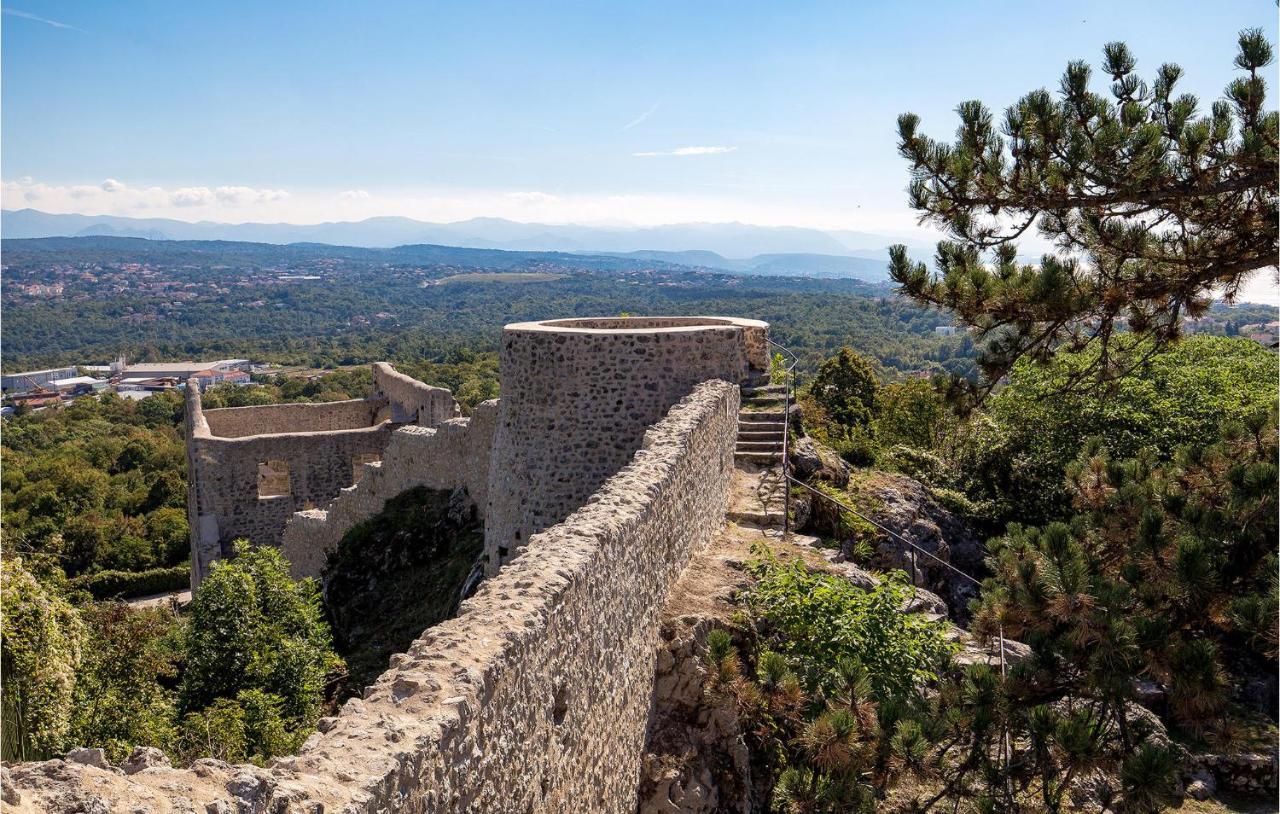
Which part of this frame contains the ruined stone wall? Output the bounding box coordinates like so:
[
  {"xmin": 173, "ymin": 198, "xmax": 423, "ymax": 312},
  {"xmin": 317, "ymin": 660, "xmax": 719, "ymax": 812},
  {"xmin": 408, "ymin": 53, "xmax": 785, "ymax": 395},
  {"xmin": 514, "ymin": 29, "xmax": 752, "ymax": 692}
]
[
  {"xmin": 186, "ymin": 381, "xmax": 394, "ymax": 587},
  {"xmin": 9, "ymin": 380, "xmax": 740, "ymax": 814},
  {"xmin": 373, "ymin": 361, "xmax": 461, "ymax": 425},
  {"xmin": 184, "ymin": 363, "xmax": 462, "ymax": 588},
  {"xmin": 280, "ymin": 400, "xmax": 498, "ymax": 580},
  {"xmin": 485, "ymin": 316, "xmax": 766, "ymax": 568},
  {"xmin": 201, "ymin": 398, "xmax": 385, "ymax": 437}
]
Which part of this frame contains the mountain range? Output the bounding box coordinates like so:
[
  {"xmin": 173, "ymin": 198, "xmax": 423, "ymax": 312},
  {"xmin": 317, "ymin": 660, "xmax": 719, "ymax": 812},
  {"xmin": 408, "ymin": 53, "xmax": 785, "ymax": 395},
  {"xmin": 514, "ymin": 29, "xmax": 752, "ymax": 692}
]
[{"xmin": 1, "ymin": 209, "xmax": 936, "ymax": 282}]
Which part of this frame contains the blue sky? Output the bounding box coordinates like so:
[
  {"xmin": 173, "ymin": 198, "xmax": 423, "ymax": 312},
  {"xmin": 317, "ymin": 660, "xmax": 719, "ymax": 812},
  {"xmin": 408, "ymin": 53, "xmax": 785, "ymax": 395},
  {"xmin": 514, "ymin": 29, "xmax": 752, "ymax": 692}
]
[{"xmin": 2, "ymin": 0, "xmax": 1276, "ymax": 237}]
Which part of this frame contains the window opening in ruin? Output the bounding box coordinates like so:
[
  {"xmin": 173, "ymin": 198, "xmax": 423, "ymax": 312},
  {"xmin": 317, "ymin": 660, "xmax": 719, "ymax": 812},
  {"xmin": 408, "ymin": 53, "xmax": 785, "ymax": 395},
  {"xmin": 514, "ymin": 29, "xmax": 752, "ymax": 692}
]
[
  {"xmin": 351, "ymin": 452, "xmax": 380, "ymax": 485},
  {"xmin": 257, "ymin": 459, "xmax": 291, "ymax": 498},
  {"xmin": 552, "ymin": 685, "xmax": 569, "ymax": 726}
]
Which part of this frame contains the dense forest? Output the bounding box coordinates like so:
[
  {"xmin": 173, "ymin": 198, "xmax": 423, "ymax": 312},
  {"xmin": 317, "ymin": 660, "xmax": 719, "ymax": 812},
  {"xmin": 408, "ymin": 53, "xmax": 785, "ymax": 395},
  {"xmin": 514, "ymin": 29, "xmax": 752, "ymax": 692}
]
[{"xmin": 2, "ymin": 236, "xmax": 1013, "ymax": 378}]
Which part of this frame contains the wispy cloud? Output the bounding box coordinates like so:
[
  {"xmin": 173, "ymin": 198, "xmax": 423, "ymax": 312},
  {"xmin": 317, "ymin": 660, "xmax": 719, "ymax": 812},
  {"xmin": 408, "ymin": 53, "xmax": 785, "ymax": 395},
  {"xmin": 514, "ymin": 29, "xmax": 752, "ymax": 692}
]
[
  {"xmin": 633, "ymin": 145, "xmax": 738, "ymax": 157},
  {"xmin": 5, "ymin": 177, "xmax": 288, "ymax": 210},
  {"xmin": 3, "ymin": 7, "xmax": 83, "ymax": 31},
  {"xmin": 505, "ymin": 191, "xmax": 560, "ymax": 205},
  {"xmin": 341, "ymin": 189, "xmax": 371, "ymax": 200},
  {"xmin": 620, "ymin": 102, "xmax": 660, "ymax": 132}
]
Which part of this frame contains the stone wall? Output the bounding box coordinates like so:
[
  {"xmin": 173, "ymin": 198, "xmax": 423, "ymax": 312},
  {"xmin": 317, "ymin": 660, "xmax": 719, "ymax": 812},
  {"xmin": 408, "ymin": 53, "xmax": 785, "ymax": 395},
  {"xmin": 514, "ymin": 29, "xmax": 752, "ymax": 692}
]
[
  {"xmin": 185, "ymin": 363, "xmax": 461, "ymax": 588},
  {"xmin": 9, "ymin": 380, "xmax": 741, "ymax": 814},
  {"xmin": 484, "ymin": 316, "xmax": 766, "ymax": 569},
  {"xmin": 373, "ymin": 361, "xmax": 461, "ymax": 425},
  {"xmin": 202, "ymin": 398, "xmax": 385, "ymax": 438},
  {"xmin": 186, "ymin": 382, "xmax": 394, "ymax": 588},
  {"xmin": 280, "ymin": 400, "xmax": 498, "ymax": 580}
]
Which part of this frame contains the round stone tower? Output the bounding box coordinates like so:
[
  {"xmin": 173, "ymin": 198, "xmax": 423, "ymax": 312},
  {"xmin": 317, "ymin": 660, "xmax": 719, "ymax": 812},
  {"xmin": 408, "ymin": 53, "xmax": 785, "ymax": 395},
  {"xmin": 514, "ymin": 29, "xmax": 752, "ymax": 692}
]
[{"xmin": 483, "ymin": 316, "xmax": 769, "ymax": 570}]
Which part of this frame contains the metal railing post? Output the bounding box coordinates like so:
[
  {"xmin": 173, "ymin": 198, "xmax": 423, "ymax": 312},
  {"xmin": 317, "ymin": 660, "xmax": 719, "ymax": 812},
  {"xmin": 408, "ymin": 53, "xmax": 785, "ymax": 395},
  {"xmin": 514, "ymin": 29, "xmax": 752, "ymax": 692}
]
[
  {"xmin": 766, "ymin": 338, "xmax": 799, "ymax": 540},
  {"xmin": 782, "ymin": 364, "xmax": 791, "ymax": 538}
]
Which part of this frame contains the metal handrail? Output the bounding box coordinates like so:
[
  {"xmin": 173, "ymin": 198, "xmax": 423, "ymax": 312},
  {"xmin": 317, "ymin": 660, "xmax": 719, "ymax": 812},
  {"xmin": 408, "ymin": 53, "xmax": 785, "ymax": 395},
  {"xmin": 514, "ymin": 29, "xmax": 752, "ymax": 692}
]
[
  {"xmin": 764, "ymin": 337, "xmax": 799, "ymax": 536},
  {"xmin": 762, "ymin": 335, "xmax": 1013, "ymax": 779},
  {"xmin": 785, "ymin": 474, "xmax": 980, "ymax": 586}
]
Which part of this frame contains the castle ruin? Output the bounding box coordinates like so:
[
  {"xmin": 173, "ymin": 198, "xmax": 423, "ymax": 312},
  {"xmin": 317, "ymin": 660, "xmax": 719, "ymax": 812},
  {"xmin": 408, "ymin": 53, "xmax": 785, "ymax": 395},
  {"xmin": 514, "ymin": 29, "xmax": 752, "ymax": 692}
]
[
  {"xmin": 184, "ymin": 362, "xmax": 460, "ymax": 587},
  {"xmin": 9, "ymin": 316, "xmax": 776, "ymax": 813}
]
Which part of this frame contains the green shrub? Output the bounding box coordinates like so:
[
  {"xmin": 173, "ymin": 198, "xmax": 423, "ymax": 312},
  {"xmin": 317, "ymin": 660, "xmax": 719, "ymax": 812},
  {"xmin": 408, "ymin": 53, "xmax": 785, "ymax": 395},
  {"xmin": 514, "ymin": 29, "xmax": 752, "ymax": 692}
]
[
  {"xmin": 1, "ymin": 557, "xmax": 83, "ymax": 760},
  {"xmin": 70, "ymin": 602, "xmax": 181, "ymax": 763},
  {"xmin": 180, "ymin": 543, "xmax": 341, "ymax": 741},
  {"xmin": 743, "ymin": 549, "xmax": 954, "ymax": 704},
  {"xmin": 70, "ymin": 565, "xmax": 189, "ymax": 600}
]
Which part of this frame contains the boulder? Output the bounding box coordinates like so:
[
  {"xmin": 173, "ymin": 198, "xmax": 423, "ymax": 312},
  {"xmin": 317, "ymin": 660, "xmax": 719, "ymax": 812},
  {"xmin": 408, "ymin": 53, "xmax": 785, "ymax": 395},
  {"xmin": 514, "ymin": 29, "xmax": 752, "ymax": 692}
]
[
  {"xmin": 1185, "ymin": 769, "xmax": 1216, "ymax": 801},
  {"xmin": 791, "ymin": 437, "xmax": 849, "ymax": 488},
  {"xmin": 1, "ymin": 767, "xmax": 20, "ymax": 806},
  {"xmin": 850, "ymin": 471, "xmax": 985, "ymax": 621},
  {"xmin": 65, "ymin": 747, "xmax": 111, "ymax": 770},
  {"xmin": 123, "ymin": 746, "xmax": 170, "ymax": 775},
  {"xmin": 1131, "ymin": 678, "xmax": 1166, "ymax": 708}
]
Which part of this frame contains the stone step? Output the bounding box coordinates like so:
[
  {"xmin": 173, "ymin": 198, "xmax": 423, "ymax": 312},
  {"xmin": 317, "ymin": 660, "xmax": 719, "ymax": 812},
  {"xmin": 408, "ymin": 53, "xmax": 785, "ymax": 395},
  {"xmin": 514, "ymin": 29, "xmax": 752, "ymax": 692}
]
[
  {"xmin": 742, "ymin": 384, "xmax": 786, "ymax": 397},
  {"xmin": 735, "ymin": 450, "xmax": 784, "ymax": 464},
  {"xmin": 738, "ymin": 410, "xmax": 786, "ymax": 421},
  {"xmin": 737, "ymin": 419, "xmax": 784, "ymax": 430},
  {"xmin": 738, "ymin": 430, "xmax": 784, "ymax": 442},
  {"xmin": 742, "ymin": 372, "xmax": 772, "ymax": 388},
  {"xmin": 743, "ymin": 393, "xmax": 787, "ymax": 407},
  {"xmin": 736, "ymin": 441, "xmax": 783, "ymax": 453},
  {"xmin": 727, "ymin": 507, "xmax": 784, "ymax": 525}
]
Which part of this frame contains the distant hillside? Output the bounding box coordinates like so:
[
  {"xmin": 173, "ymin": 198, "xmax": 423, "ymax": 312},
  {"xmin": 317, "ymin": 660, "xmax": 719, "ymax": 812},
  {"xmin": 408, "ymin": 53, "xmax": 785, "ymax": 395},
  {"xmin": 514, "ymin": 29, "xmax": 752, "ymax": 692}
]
[
  {"xmin": 4, "ymin": 227, "xmax": 894, "ymax": 282},
  {"xmin": 600, "ymin": 249, "xmax": 890, "ymax": 281},
  {"xmin": 1, "ymin": 208, "xmax": 918, "ymax": 266},
  {"xmin": 0, "ymin": 235, "xmax": 709, "ymax": 274}
]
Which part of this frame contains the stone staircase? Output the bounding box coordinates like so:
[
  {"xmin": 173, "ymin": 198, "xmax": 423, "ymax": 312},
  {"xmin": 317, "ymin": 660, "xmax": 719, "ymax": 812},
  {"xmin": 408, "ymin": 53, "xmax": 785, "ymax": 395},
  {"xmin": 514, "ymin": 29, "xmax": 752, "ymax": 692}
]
[{"xmin": 735, "ymin": 376, "xmax": 787, "ymax": 466}]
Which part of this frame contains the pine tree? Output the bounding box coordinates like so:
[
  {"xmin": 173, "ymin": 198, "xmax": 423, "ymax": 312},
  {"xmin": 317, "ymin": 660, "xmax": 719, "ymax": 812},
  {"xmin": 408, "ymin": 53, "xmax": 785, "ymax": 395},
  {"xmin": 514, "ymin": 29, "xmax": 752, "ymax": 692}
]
[{"xmin": 889, "ymin": 30, "xmax": 1277, "ymax": 396}]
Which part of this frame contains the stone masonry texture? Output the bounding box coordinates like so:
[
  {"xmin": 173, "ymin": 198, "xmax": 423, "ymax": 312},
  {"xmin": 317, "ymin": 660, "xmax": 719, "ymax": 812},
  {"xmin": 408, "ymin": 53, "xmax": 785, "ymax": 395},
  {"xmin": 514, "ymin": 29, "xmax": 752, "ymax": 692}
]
[
  {"xmin": 8, "ymin": 378, "xmax": 741, "ymax": 813},
  {"xmin": 484, "ymin": 316, "xmax": 766, "ymax": 570},
  {"xmin": 280, "ymin": 400, "xmax": 498, "ymax": 580},
  {"xmin": 184, "ymin": 363, "xmax": 460, "ymax": 589}
]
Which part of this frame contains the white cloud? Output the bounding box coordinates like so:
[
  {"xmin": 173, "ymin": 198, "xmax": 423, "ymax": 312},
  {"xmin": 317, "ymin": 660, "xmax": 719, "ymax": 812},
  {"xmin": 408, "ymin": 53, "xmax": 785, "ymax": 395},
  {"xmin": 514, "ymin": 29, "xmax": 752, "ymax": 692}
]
[
  {"xmin": 621, "ymin": 102, "xmax": 660, "ymax": 132},
  {"xmin": 1, "ymin": 174, "xmax": 923, "ymax": 234},
  {"xmin": 2, "ymin": 178, "xmax": 295, "ymax": 212},
  {"xmin": 214, "ymin": 185, "xmax": 289, "ymax": 205},
  {"xmin": 170, "ymin": 186, "xmax": 215, "ymax": 207},
  {"xmin": 633, "ymin": 146, "xmax": 737, "ymax": 157},
  {"xmin": 505, "ymin": 191, "xmax": 560, "ymax": 205}
]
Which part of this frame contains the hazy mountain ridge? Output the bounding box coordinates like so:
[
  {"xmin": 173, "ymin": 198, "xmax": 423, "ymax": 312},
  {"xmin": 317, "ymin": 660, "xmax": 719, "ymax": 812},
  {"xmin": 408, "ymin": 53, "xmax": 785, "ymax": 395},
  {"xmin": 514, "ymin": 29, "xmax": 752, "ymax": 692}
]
[{"xmin": 1, "ymin": 209, "xmax": 929, "ymax": 281}]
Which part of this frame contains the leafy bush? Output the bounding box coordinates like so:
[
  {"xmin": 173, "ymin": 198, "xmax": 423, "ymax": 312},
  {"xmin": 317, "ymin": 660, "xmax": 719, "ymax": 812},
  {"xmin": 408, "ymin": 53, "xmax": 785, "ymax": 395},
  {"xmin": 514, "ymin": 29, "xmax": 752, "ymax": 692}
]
[
  {"xmin": 708, "ymin": 550, "xmax": 955, "ymax": 811},
  {"xmin": 70, "ymin": 564, "xmax": 189, "ymax": 600},
  {"xmin": 70, "ymin": 602, "xmax": 181, "ymax": 763},
  {"xmin": 0, "ymin": 557, "xmax": 83, "ymax": 760},
  {"xmin": 975, "ymin": 336, "xmax": 1279, "ymax": 527},
  {"xmin": 180, "ymin": 543, "xmax": 341, "ymax": 743},
  {"xmin": 175, "ymin": 689, "xmax": 299, "ymax": 765},
  {"xmin": 743, "ymin": 549, "xmax": 953, "ymax": 704},
  {"xmin": 874, "ymin": 379, "xmax": 954, "ymax": 450}
]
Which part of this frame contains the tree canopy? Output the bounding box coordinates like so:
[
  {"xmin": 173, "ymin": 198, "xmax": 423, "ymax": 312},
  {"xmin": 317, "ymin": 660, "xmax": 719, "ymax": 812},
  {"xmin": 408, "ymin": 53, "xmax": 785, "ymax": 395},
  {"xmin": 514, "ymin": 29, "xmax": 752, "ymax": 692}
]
[{"xmin": 889, "ymin": 30, "xmax": 1278, "ymax": 395}]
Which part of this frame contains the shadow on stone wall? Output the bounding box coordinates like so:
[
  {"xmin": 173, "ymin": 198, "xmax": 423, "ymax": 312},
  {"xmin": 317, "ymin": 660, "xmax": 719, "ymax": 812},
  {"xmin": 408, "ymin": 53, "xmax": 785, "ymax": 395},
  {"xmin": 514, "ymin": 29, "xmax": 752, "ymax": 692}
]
[{"xmin": 320, "ymin": 485, "xmax": 484, "ymax": 692}]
